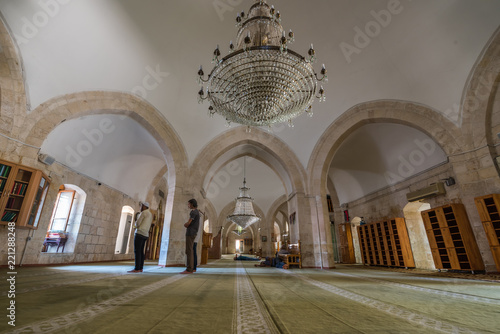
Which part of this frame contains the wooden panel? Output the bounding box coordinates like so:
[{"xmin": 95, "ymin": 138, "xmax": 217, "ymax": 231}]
[
  {"xmin": 422, "ymin": 203, "xmax": 484, "ymax": 271},
  {"xmin": 430, "ymin": 248, "xmax": 444, "ymax": 268},
  {"xmin": 451, "ymin": 204, "xmax": 483, "ymax": 271},
  {"xmin": 339, "ymin": 223, "xmax": 356, "ymax": 264},
  {"xmin": 491, "ymin": 246, "xmax": 500, "ymax": 271},
  {"xmin": 380, "ymin": 221, "xmax": 391, "ymax": 266},
  {"xmin": 481, "ymin": 221, "xmax": 500, "ymax": 246},
  {"xmin": 474, "ymin": 194, "xmax": 500, "ymax": 272},
  {"xmin": 208, "ymin": 228, "xmax": 222, "ymax": 259},
  {"xmin": 395, "ymin": 218, "xmax": 415, "ymax": 268},
  {"xmin": 357, "ymin": 218, "xmax": 415, "ymax": 268},
  {"xmin": 358, "ymin": 225, "xmax": 368, "ymax": 264}
]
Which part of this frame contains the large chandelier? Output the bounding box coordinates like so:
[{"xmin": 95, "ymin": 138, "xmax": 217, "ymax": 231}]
[
  {"xmin": 227, "ymin": 158, "xmax": 261, "ymax": 228},
  {"xmin": 197, "ymin": 0, "xmax": 327, "ymax": 128}
]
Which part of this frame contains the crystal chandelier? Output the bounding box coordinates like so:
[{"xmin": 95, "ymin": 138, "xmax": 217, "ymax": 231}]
[
  {"xmin": 227, "ymin": 158, "xmax": 261, "ymax": 229},
  {"xmin": 197, "ymin": 0, "xmax": 327, "ymax": 128},
  {"xmin": 232, "ymin": 226, "xmax": 248, "ymax": 236}
]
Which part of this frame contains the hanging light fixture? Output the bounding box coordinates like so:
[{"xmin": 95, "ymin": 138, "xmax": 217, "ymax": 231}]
[
  {"xmin": 232, "ymin": 226, "xmax": 248, "ymax": 236},
  {"xmin": 227, "ymin": 157, "xmax": 261, "ymax": 229},
  {"xmin": 197, "ymin": 0, "xmax": 327, "ymax": 129}
]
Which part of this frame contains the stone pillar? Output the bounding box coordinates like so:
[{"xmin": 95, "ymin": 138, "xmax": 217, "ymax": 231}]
[
  {"xmin": 350, "ymin": 217, "xmax": 362, "ymax": 264},
  {"xmin": 158, "ymin": 185, "xmax": 191, "ymax": 267},
  {"xmin": 259, "ymin": 217, "xmax": 274, "ymax": 257},
  {"xmin": 307, "ymin": 194, "xmax": 335, "ymax": 269},
  {"xmin": 402, "ymin": 202, "xmax": 434, "ymax": 270}
]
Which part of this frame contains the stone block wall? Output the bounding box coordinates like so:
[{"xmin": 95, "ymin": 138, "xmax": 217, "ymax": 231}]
[
  {"xmin": 0, "ymin": 156, "xmax": 139, "ymax": 266},
  {"xmin": 345, "ymin": 161, "xmax": 499, "ymax": 271}
]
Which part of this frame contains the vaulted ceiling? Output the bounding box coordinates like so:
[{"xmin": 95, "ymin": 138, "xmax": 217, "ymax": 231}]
[{"xmin": 1, "ymin": 0, "xmax": 499, "ymax": 215}]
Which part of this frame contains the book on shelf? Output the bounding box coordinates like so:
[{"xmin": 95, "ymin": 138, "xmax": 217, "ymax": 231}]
[
  {"xmin": 11, "ymin": 182, "xmax": 27, "ymax": 196},
  {"xmin": 0, "ymin": 165, "xmax": 11, "ymax": 177},
  {"xmin": 6, "ymin": 197, "xmax": 16, "ymax": 208},
  {"xmin": 1, "ymin": 211, "xmax": 17, "ymax": 222}
]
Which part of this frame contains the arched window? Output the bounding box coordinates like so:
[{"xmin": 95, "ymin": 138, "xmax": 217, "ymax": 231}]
[
  {"xmin": 115, "ymin": 206, "xmax": 135, "ymax": 254},
  {"xmin": 43, "ymin": 185, "xmax": 86, "ymax": 253},
  {"xmin": 203, "ymin": 219, "xmax": 210, "ymax": 233},
  {"xmin": 48, "ymin": 187, "xmax": 75, "ymax": 232}
]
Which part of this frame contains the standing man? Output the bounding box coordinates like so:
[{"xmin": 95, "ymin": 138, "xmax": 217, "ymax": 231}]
[
  {"xmin": 181, "ymin": 199, "xmax": 200, "ymax": 274},
  {"xmin": 128, "ymin": 202, "xmax": 153, "ymax": 273}
]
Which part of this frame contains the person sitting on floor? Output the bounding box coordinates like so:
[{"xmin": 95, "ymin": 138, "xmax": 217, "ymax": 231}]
[{"xmin": 255, "ymin": 257, "xmax": 273, "ymax": 267}]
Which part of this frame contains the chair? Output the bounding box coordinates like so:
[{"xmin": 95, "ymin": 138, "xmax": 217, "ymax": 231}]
[{"xmin": 281, "ymin": 241, "xmax": 302, "ymax": 269}]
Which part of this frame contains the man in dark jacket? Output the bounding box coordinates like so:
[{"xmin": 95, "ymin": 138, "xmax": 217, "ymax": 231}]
[{"xmin": 180, "ymin": 199, "xmax": 199, "ymax": 274}]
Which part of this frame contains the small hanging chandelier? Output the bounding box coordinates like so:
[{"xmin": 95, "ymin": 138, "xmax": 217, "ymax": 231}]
[
  {"xmin": 232, "ymin": 226, "xmax": 248, "ymax": 236},
  {"xmin": 197, "ymin": 0, "xmax": 327, "ymax": 128},
  {"xmin": 227, "ymin": 158, "xmax": 261, "ymax": 229}
]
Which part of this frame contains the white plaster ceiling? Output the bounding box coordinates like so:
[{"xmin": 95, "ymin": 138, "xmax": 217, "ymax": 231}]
[
  {"xmin": 329, "ymin": 123, "xmax": 448, "ymax": 204},
  {"xmin": 40, "ymin": 114, "xmax": 166, "ymax": 200},
  {"xmin": 1, "ymin": 0, "xmax": 499, "ymax": 213}
]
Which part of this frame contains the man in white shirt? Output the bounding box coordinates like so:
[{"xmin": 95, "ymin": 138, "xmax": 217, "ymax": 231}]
[{"xmin": 128, "ymin": 202, "xmax": 153, "ymax": 273}]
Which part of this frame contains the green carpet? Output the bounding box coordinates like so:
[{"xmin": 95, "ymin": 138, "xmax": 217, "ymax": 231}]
[{"xmin": 1, "ymin": 258, "xmax": 499, "ymax": 333}]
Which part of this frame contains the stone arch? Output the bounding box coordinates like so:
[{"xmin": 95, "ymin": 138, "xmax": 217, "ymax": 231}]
[
  {"xmin": 460, "ymin": 26, "xmax": 500, "ymax": 149},
  {"xmin": 266, "ymin": 195, "xmax": 287, "ymax": 239},
  {"xmin": 191, "ymin": 126, "xmax": 307, "ymax": 197},
  {"xmin": 147, "ymin": 165, "xmax": 168, "ymax": 209},
  {"xmin": 203, "ymin": 152, "xmax": 288, "ymax": 196},
  {"xmin": 200, "ymin": 199, "xmax": 217, "ymax": 234},
  {"xmin": 307, "ymin": 100, "xmax": 462, "ymax": 269},
  {"xmin": 308, "ymin": 100, "xmax": 462, "ymax": 197},
  {"xmin": 19, "ymin": 91, "xmax": 189, "ymax": 266},
  {"xmin": 0, "ymin": 17, "xmax": 28, "ymax": 136},
  {"xmin": 20, "ymin": 91, "xmax": 188, "ymax": 191}
]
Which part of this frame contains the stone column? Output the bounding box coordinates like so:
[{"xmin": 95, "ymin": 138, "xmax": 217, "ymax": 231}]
[
  {"xmin": 305, "ymin": 194, "xmax": 335, "ymax": 269},
  {"xmin": 350, "ymin": 217, "xmax": 362, "ymax": 264},
  {"xmin": 259, "ymin": 217, "xmax": 273, "ymax": 257},
  {"xmin": 158, "ymin": 185, "xmax": 191, "ymax": 267}
]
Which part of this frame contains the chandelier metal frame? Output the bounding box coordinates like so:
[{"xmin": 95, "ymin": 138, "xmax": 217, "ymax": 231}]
[{"xmin": 198, "ymin": 0, "xmax": 327, "ymax": 128}]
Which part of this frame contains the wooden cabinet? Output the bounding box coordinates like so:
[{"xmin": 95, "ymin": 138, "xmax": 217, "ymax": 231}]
[
  {"xmin": 358, "ymin": 218, "xmax": 415, "ymax": 268},
  {"xmin": 201, "ymin": 232, "xmax": 212, "ymax": 265},
  {"xmin": 474, "ymin": 194, "xmax": 500, "ymax": 271},
  {"xmin": 338, "ymin": 223, "xmax": 356, "ymax": 264},
  {"xmin": 0, "ymin": 159, "xmax": 50, "ymax": 229},
  {"xmin": 421, "ymin": 203, "xmax": 484, "ymax": 272}
]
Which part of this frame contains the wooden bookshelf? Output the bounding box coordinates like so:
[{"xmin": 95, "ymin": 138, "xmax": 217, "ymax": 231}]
[
  {"xmin": 421, "ymin": 203, "xmax": 484, "ymax": 272},
  {"xmin": 474, "ymin": 194, "xmax": 500, "ymax": 272},
  {"xmin": 358, "ymin": 218, "xmax": 415, "ymax": 268},
  {"xmin": 338, "ymin": 223, "xmax": 356, "ymax": 263},
  {"xmin": 0, "ymin": 159, "xmax": 50, "ymax": 229}
]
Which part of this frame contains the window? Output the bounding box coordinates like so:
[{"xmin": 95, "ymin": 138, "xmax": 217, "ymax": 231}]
[
  {"xmin": 115, "ymin": 206, "xmax": 135, "ymax": 254},
  {"xmin": 43, "ymin": 185, "xmax": 86, "ymax": 254},
  {"xmin": 49, "ymin": 190, "xmax": 75, "ymax": 232}
]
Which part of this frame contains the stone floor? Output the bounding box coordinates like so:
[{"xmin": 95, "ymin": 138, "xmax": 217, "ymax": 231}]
[{"xmin": 1, "ymin": 256, "xmax": 499, "ymax": 333}]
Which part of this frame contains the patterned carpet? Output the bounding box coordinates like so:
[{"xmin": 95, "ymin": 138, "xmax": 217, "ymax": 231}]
[{"xmin": 1, "ymin": 256, "xmax": 499, "ymax": 334}]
